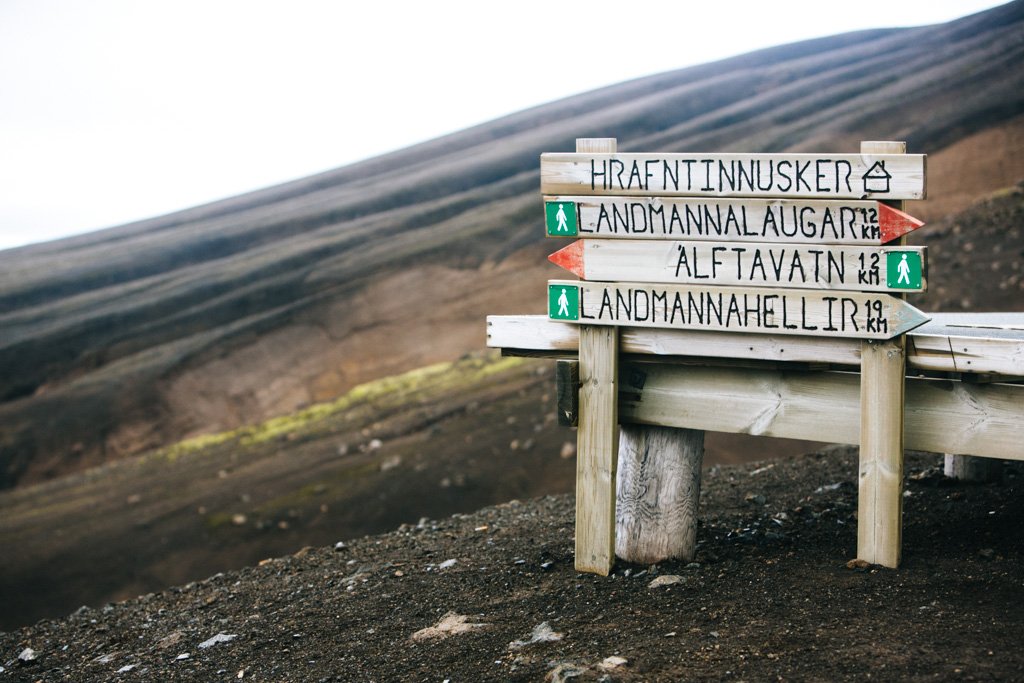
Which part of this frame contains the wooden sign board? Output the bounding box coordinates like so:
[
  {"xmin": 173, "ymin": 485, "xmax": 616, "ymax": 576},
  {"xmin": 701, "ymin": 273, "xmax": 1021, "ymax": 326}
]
[
  {"xmin": 548, "ymin": 239, "xmax": 927, "ymax": 293},
  {"xmin": 543, "ymin": 196, "xmax": 924, "ymax": 245},
  {"xmin": 547, "ymin": 279, "xmax": 929, "ymax": 339},
  {"xmin": 541, "ymin": 153, "xmax": 926, "ymax": 200}
]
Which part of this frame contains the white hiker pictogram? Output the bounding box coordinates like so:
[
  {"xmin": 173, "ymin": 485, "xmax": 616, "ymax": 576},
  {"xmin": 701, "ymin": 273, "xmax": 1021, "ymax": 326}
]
[
  {"xmin": 556, "ymin": 203, "xmax": 568, "ymax": 232},
  {"xmin": 897, "ymin": 253, "xmax": 911, "ymax": 284},
  {"xmin": 557, "ymin": 288, "xmax": 570, "ymax": 316}
]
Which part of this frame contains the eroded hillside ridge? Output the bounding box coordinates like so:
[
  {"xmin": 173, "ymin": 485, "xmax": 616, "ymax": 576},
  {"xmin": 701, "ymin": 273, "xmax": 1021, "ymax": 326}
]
[{"xmin": 2, "ymin": 2, "xmax": 1024, "ymax": 488}]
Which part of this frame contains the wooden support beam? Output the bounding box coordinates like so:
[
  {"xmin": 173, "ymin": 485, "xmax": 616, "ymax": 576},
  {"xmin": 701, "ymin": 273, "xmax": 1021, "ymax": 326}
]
[
  {"xmin": 616, "ymin": 425, "xmax": 704, "ymax": 564},
  {"xmin": 487, "ymin": 313, "xmax": 1024, "ymax": 377},
  {"xmin": 857, "ymin": 140, "xmax": 909, "ymax": 569},
  {"xmin": 858, "ymin": 337, "xmax": 906, "ymax": 567},
  {"xmin": 574, "ymin": 137, "xmax": 619, "ymax": 576},
  {"xmin": 616, "ymin": 362, "xmax": 1024, "ymax": 461},
  {"xmin": 555, "ymin": 360, "xmax": 579, "ymax": 427}
]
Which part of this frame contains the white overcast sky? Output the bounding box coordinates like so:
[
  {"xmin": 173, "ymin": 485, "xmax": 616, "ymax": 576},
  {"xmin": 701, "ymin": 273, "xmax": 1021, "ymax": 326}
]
[{"xmin": 0, "ymin": 0, "xmax": 1007, "ymax": 250}]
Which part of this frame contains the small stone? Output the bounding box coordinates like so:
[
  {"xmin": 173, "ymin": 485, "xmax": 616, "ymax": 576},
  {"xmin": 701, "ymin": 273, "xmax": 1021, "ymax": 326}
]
[
  {"xmin": 411, "ymin": 612, "xmax": 488, "ymax": 641},
  {"xmin": 176, "ymin": 652, "xmax": 190, "ymax": 661},
  {"xmin": 334, "ymin": 541, "xmax": 347, "ymax": 551},
  {"xmin": 541, "ymin": 561, "xmax": 555, "ymax": 571},
  {"xmin": 846, "ymin": 558, "xmax": 871, "ymax": 570},
  {"xmin": 117, "ymin": 664, "xmax": 137, "ymax": 673},
  {"xmin": 546, "ymin": 662, "xmax": 586, "ymax": 682},
  {"xmin": 509, "ymin": 622, "xmax": 564, "ymax": 650},
  {"xmin": 648, "ymin": 575, "xmax": 684, "ymax": 588},
  {"xmin": 199, "ymin": 633, "xmax": 238, "ymax": 649},
  {"xmin": 598, "ymin": 655, "xmax": 628, "ymax": 671},
  {"xmin": 18, "ymin": 647, "xmax": 37, "ymax": 663},
  {"xmin": 744, "ymin": 493, "xmax": 767, "ymax": 505},
  {"xmin": 231, "ymin": 514, "xmax": 247, "ymax": 526},
  {"xmin": 978, "ymin": 548, "xmax": 996, "ymax": 560},
  {"xmin": 438, "ymin": 559, "xmax": 457, "ymax": 570},
  {"xmin": 560, "ymin": 442, "xmax": 576, "ymax": 459}
]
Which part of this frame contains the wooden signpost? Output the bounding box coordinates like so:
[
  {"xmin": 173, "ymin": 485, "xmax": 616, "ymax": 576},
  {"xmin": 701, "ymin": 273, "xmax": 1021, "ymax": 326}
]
[
  {"xmin": 541, "ymin": 153, "xmax": 926, "ymax": 199},
  {"xmin": 547, "ymin": 280, "xmax": 928, "ymax": 339},
  {"xmin": 548, "ymin": 240, "xmax": 927, "ymax": 292},
  {"xmin": 489, "ymin": 138, "xmax": 942, "ymax": 576},
  {"xmin": 544, "ymin": 197, "xmax": 925, "ymax": 245}
]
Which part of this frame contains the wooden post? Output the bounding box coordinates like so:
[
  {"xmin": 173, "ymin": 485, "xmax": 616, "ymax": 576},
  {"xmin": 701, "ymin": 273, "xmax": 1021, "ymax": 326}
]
[
  {"xmin": 857, "ymin": 140, "xmax": 908, "ymax": 568},
  {"xmin": 616, "ymin": 425, "xmax": 704, "ymax": 564},
  {"xmin": 944, "ymin": 454, "xmax": 999, "ymax": 482},
  {"xmin": 575, "ymin": 137, "xmax": 619, "ymax": 575}
]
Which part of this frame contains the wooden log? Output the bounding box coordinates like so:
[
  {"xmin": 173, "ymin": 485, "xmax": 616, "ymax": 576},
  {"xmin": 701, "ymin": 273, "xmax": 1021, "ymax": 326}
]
[
  {"xmin": 574, "ymin": 137, "xmax": 619, "ymax": 576},
  {"xmin": 944, "ymin": 454, "xmax": 1000, "ymax": 482},
  {"xmin": 616, "ymin": 425, "xmax": 704, "ymax": 564}
]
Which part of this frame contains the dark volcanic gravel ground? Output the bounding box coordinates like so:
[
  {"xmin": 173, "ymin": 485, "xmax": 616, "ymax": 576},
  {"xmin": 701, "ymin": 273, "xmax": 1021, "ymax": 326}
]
[{"xmin": 2, "ymin": 448, "xmax": 1023, "ymax": 682}]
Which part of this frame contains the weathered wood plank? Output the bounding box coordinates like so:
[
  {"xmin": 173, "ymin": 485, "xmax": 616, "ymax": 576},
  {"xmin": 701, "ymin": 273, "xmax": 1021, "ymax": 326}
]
[
  {"xmin": 574, "ymin": 137, "xmax": 619, "ymax": 576},
  {"xmin": 616, "ymin": 425, "xmax": 704, "ymax": 564},
  {"xmin": 548, "ymin": 279, "xmax": 929, "ymax": 340},
  {"xmin": 488, "ymin": 314, "xmax": 863, "ymax": 364},
  {"xmin": 576, "ymin": 324, "xmax": 618, "ymax": 575},
  {"xmin": 544, "ymin": 196, "xmax": 925, "ymax": 245},
  {"xmin": 540, "ymin": 153, "xmax": 926, "ymax": 200},
  {"xmin": 488, "ymin": 315, "xmax": 1024, "ymax": 376},
  {"xmin": 857, "ymin": 140, "xmax": 908, "ymax": 569},
  {"xmin": 858, "ymin": 337, "xmax": 906, "ymax": 568},
  {"xmin": 549, "ymin": 239, "xmax": 927, "ymax": 292},
  {"xmin": 617, "ymin": 363, "xmax": 1024, "ymax": 462}
]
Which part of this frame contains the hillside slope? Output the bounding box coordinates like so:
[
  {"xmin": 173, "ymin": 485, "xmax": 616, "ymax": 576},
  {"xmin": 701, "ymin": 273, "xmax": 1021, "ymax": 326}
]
[
  {"xmin": 2, "ymin": 183, "xmax": 1020, "ymax": 630},
  {"xmin": 3, "ymin": 451, "xmax": 1022, "ymax": 680},
  {"xmin": 2, "ymin": 2, "xmax": 1024, "ymax": 488}
]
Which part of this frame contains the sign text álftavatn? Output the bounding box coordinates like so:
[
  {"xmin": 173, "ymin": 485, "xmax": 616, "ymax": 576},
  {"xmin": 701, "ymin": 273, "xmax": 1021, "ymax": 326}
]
[{"xmin": 548, "ymin": 240, "xmax": 926, "ymax": 293}]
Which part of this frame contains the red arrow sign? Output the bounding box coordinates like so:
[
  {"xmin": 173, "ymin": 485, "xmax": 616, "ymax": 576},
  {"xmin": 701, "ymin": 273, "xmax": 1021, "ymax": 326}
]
[{"xmin": 877, "ymin": 202, "xmax": 924, "ymax": 243}]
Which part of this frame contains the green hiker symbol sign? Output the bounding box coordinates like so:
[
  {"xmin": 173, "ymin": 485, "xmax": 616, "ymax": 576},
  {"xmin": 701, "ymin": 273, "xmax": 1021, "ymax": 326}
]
[
  {"xmin": 548, "ymin": 284, "xmax": 579, "ymax": 320},
  {"xmin": 886, "ymin": 251, "xmax": 922, "ymax": 289},
  {"xmin": 546, "ymin": 201, "xmax": 577, "ymax": 236}
]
